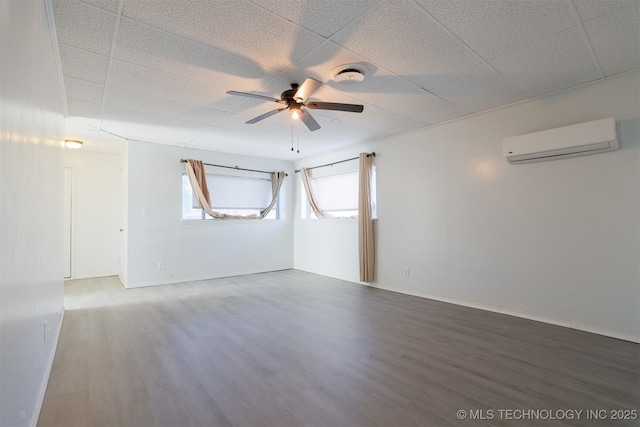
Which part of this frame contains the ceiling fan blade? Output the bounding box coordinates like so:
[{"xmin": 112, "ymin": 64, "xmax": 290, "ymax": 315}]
[
  {"xmin": 293, "ymin": 78, "xmax": 322, "ymax": 103},
  {"xmin": 300, "ymin": 110, "xmax": 321, "ymax": 132},
  {"xmin": 246, "ymin": 108, "xmax": 286, "ymax": 124},
  {"xmin": 306, "ymin": 102, "xmax": 364, "ymax": 113},
  {"xmin": 227, "ymin": 90, "xmax": 285, "ymax": 104}
]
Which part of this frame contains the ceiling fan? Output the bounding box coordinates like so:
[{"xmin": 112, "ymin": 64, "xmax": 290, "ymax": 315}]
[{"xmin": 226, "ymin": 77, "xmax": 364, "ymax": 131}]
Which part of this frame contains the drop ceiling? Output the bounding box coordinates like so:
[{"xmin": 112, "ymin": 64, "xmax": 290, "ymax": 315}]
[{"xmin": 52, "ymin": 0, "xmax": 639, "ymax": 159}]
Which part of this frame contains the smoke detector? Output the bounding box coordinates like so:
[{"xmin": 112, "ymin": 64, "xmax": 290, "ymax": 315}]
[{"xmin": 330, "ymin": 64, "xmax": 367, "ymax": 84}]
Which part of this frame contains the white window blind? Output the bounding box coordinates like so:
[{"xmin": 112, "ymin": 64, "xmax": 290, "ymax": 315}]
[
  {"xmin": 182, "ymin": 173, "xmax": 278, "ymax": 220},
  {"xmin": 312, "ymin": 171, "xmax": 359, "ymax": 213},
  {"xmin": 206, "ymin": 174, "xmax": 272, "ymax": 209},
  {"xmin": 301, "ymin": 165, "xmax": 376, "ymax": 219}
]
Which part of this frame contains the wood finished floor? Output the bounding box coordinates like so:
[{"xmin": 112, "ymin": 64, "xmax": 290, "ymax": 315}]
[{"xmin": 38, "ymin": 270, "xmax": 639, "ymax": 427}]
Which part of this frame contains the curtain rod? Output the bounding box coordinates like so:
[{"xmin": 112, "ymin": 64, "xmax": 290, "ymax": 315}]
[
  {"xmin": 181, "ymin": 159, "xmax": 287, "ymax": 176},
  {"xmin": 294, "ymin": 152, "xmax": 375, "ymax": 173}
]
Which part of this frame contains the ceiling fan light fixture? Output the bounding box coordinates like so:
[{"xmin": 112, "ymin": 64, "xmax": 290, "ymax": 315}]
[
  {"xmin": 290, "ymin": 104, "xmax": 302, "ymax": 120},
  {"xmin": 330, "ymin": 64, "xmax": 368, "ymax": 85}
]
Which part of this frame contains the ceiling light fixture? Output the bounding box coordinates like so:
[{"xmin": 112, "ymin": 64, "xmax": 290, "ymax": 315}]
[{"xmin": 64, "ymin": 139, "xmax": 83, "ymax": 149}]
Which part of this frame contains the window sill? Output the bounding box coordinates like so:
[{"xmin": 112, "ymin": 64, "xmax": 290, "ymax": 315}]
[
  {"xmin": 181, "ymin": 219, "xmax": 282, "ymax": 225},
  {"xmin": 300, "ymin": 217, "xmax": 378, "ymax": 221}
]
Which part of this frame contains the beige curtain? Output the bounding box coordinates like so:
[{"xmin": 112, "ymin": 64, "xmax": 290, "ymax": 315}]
[
  {"xmin": 260, "ymin": 171, "xmax": 286, "ymax": 218},
  {"xmin": 300, "ymin": 167, "xmax": 334, "ymax": 219},
  {"xmin": 358, "ymin": 153, "xmax": 375, "ymax": 282},
  {"xmin": 184, "ymin": 159, "xmax": 285, "ymax": 220}
]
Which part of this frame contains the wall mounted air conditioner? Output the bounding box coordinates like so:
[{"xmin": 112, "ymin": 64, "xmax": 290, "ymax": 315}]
[{"xmin": 503, "ymin": 117, "xmax": 619, "ymax": 164}]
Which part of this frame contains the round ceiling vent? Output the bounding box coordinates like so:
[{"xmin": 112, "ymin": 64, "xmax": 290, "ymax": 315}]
[{"xmin": 330, "ymin": 64, "xmax": 368, "ymax": 84}]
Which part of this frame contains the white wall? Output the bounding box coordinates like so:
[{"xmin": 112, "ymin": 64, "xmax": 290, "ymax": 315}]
[
  {"xmin": 294, "ymin": 71, "xmax": 640, "ymax": 342},
  {"xmin": 64, "ymin": 149, "xmax": 121, "ymax": 279},
  {"xmin": 124, "ymin": 141, "xmax": 294, "ymax": 288},
  {"xmin": 0, "ymin": 1, "xmax": 66, "ymax": 426},
  {"xmin": 119, "ymin": 146, "xmax": 129, "ymax": 284}
]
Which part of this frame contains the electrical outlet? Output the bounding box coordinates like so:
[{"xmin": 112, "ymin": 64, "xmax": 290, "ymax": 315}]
[
  {"xmin": 19, "ymin": 410, "xmax": 26, "ymax": 419},
  {"xmin": 403, "ymin": 267, "xmax": 410, "ymax": 277},
  {"xmin": 157, "ymin": 261, "xmax": 164, "ymax": 270}
]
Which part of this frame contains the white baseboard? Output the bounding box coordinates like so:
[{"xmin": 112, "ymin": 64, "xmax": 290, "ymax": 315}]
[
  {"xmin": 367, "ymin": 282, "xmax": 639, "ymax": 343},
  {"xmin": 31, "ymin": 308, "xmax": 65, "ymax": 427}
]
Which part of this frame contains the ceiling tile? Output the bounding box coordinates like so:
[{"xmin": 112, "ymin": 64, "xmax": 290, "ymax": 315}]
[
  {"xmin": 250, "ymin": 0, "xmax": 380, "ymax": 38},
  {"xmin": 317, "ymin": 103, "xmax": 427, "ymax": 136},
  {"xmin": 103, "ymin": 87, "xmax": 227, "ymax": 126},
  {"xmin": 583, "ymin": 3, "xmax": 640, "ymax": 77},
  {"xmin": 188, "ymin": 127, "xmax": 291, "ymax": 157},
  {"xmin": 425, "ymin": 62, "xmax": 526, "ymax": 113},
  {"xmin": 303, "ymin": 119, "xmax": 383, "ymax": 145},
  {"xmin": 489, "ymin": 26, "xmax": 602, "ymax": 98},
  {"xmin": 52, "ymin": 0, "xmax": 115, "ymax": 56},
  {"xmin": 101, "ymin": 106, "xmax": 209, "ymax": 145},
  {"xmin": 375, "ymin": 88, "xmax": 468, "ymax": 126},
  {"xmin": 210, "ymin": 110, "xmax": 295, "ymax": 136},
  {"xmin": 415, "ymin": 0, "xmax": 576, "ymax": 61},
  {"xmin": 64, "ymin": 76, "xmax": 104, "ymax": 104},
  {"xmin": 114, "ymin": 18, "xmax": 277, "ymax": 91},
  {"xmin": 121, "ymin": 0, "xmax": 326, "ymax": 71},
  {"xmin": 108, "ymin": 61, "xmax": 243, "ymax": 112},
  {"xmin": 573, "ymin": 0, "xmax": 637, "ymax": 22},
  {"xmin": 331, "ymin": 1, "xmax": 481, "ymax": 87},
  {"xmin": 58, "ymin": 44, "xmax": 109, "ymax": 84},
  {"xmin": 80, "ymin": 0, "xmax": 119, "ymax": 13},
  {"xmin": 67, "ymin": 98, "xmax": 102, "ymax": 119}
]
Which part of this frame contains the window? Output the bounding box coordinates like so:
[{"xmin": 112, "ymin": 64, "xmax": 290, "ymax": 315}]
[
  {"xmin": 301, "ymin": 165, "xmax": 376, "ymax": 219},
  {"xmin": 182, "ymin": 172, "xmax": 279, "ymax": 220}
]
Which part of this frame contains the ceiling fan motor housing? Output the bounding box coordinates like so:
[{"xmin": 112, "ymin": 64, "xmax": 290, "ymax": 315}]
[{"xmin": 281, "ymin": 84, "xmax": 299, "ymax": 103}]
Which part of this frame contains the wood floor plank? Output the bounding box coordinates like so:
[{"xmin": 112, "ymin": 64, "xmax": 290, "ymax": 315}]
[{"xmin": 38, "ymin": 270, "xmax": 640, "ymax": 427}]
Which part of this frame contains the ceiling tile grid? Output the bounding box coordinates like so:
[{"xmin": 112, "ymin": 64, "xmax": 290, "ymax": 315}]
[
  {"xmin": 101, "ymin": 106, "xmax": 210, "ymax": 145},
  {"xmin": 80, "ymin": 0, "xmax": 119, "ymax": 14},
  {"xmin": 572, "ymin": 0, "xmax": 638, "ymax": 22},
  {"xmin": 114, "ymin": 17, "xmax": 278, "ymax": 90},
  {"xmin": 488, "ymin": 25, "xmax": 603, "ymax": 98},
  {"xmin": 64, "ymin": 76, "xmax": 104, "ymax": 104},
  {"xmin": 582, "ymin": 2, "xmax": 640, "ymax": 77},
  {"xmin": 424, "ymin": 62, "xmax": 527, "ymax": 114},
  {"xmin": 330, "ymin": 1, "xmax": 483, "ymax": 87},
  {"xmin": 58, "ymin": 44, "xmax": 109, "ymax": 85},
  {"xmin": 414, "ymin": 0, "xmax": 578, "ymax": 61},
  {"xmin": 107, "ymin": 61, "xmax": 243, "ymax": 112},
  {"xmin": 52, "ymin": 0, "xmax": 116, "ymax": 56},
  {"xmin": 373, "ymin": 88, "xmax": 468, "ymax": 126},
  {"xmin": 67, "ymin": 98, "xmax": 103, "ymax": 119},
  {"xmin": 103, "ymin": 87, "xmax": 228, "ymax": 126},
  {"xmin": 50, "ymin": 0, "xmax": 639, "ymax": 159},
  {"xmin": 249, "ymin": 0, "xmax": 381, "ymax": 38},
  {"xmin": 121, "ymin": 0, "xmax": 327, "ymax": 71}
]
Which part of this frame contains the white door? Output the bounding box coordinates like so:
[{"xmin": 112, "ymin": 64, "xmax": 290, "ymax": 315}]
[{"xmin": 63, "ymin": 167, "xmax": 72, "ymax": 278}]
